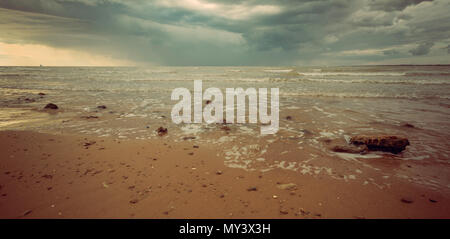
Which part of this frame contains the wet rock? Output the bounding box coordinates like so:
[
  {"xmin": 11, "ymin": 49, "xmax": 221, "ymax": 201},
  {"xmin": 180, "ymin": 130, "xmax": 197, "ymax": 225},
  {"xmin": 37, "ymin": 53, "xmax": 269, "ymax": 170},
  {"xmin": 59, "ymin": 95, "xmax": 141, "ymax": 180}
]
[
  {"xmin": 129, "ymin": 199, "xmax": 139, "ymax": 204},
  {"xmin": 221, "ymin": 126, "xmax": 231, "ymax": 131},
  {"xmin": 156, "ymin": 127, "xmax": 168, "ymax": 136},
  {"xmin": 23, "ymin": 210, "xmax": 32, "ymax": 216},
  {"xmin": 300, "ymin": 129, "xmax": 314, "ymax": 137},
  {"xmin": 83, "ymin": 141, "xmax": 96, "ymax": 147},
  {"xmin": 44, "ymin": 103, "xmax": 58, "ymax": 110},
  {"xmin": 97, "ymin": 105, "xmax": 107, "ymax": 109},
  {"xmin": 41, "ymin": 174, "xmax": 53, "ymax": 179},
  {"xmin": 331, "ymin": 145, "xmax": 368, "ymax": 154},
  {"xmin": 350, "ymin": 135, "xmax": 410, "ymax": 154},
  {"xmin": 81, "ymin": 116, "xmax": 99, "ymax": 119},
  {"xmin": 277, "ymin": 183, "xmax": 297, "ymax": 191},
  {"xmin": 401, "ymin": 123, "xmax": 415, "ymax": 128},
  {"xmin": 280, "ymin": 210, "xmax": 289, "ymax": 215},
  {"xmin": 182, "ymin": 136, "xmax": 196, "ymax": 140},
  {"xmin": 401, "ymin": 197, "xmax": 414, "ymax": 204}
]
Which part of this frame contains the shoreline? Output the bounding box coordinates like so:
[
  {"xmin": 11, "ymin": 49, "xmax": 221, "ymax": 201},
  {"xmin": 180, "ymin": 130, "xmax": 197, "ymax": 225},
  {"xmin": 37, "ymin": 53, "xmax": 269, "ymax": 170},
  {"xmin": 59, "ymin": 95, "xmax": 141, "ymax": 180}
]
[{"xmin": 0, "ymin": 130, "xmax": 448, "ymax": 218}]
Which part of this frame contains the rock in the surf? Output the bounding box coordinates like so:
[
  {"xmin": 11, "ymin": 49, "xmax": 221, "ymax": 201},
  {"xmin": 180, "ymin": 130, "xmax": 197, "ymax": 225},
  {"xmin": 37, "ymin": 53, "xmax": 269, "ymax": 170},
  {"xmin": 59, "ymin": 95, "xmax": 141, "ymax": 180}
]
[
  {"xmin": 331, "ymin": 144, "xmax": 368, "ymax": 154},
  {"xmin": 44, "ymin": 103, "xmax": 58, "ymax": 110},
  {"xmin": 350, "ymin": 135, "xmax": 409, "ymax": 154},
  {"xmin": 156, "ymin": 127, "xmax": 168, "ymax": 136}
]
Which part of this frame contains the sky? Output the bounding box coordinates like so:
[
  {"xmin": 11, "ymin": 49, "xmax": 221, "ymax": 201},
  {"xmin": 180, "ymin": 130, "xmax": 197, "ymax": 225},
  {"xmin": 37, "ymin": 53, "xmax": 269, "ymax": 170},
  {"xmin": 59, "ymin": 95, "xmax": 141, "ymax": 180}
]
[{"xmin": 0, "ymin": 0, "xmax": 449, "ymax": 66}]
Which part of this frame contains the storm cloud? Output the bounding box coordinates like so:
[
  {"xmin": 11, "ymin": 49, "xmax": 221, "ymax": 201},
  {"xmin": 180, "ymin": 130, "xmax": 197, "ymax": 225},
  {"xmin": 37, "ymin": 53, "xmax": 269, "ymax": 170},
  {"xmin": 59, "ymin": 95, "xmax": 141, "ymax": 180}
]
[{"xmin": 0, "ymin": 0, "xmax": 449, "ymax": 65}]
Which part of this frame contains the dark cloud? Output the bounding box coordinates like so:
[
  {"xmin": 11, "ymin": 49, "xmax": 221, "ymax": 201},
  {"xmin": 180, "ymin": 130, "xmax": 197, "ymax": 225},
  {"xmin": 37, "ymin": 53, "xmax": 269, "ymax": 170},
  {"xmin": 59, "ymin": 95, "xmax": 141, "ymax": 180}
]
[
  {"xmin": 409, "ymin": 42, "xmax": 434, "ymax": 56},
  {"xmin": 368, "ymin": 0, "xmax": 433, "ymax": 12},
  {"xmin": 0, "ymin": 0, "xmax": 449, "ymax": 65}
]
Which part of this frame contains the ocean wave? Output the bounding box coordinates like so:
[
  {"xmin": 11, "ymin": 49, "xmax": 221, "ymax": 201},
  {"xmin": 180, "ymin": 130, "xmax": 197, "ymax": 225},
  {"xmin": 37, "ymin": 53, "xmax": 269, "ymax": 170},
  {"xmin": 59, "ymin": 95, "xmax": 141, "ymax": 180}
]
[
  {"xmin": 280, "ymin": 91, "xmax": 450, "ymax": 100},
  {"xmin": 404, "ymin": 72, "xmax": 450, "ymax": 77},
  {"xmin": 296, "ymin": 72, "xmax": 406, "ymax": 76},
  {"xmin": 263, "ymin": 69, "xmax": 294, "ymax": 73},
  {"xmin": 294, "ymin": 78, "xmax": 450, "ymax": 85},
  {"xmin": 0, "ymin": 73, "xmax": 31, "ymax": 77}
]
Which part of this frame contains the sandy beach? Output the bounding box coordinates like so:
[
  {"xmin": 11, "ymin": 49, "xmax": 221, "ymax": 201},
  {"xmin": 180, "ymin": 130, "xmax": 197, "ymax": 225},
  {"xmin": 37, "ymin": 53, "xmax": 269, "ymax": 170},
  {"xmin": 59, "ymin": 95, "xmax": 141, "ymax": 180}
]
[
  {"xmin": 1, "ymin": 129, "xmax": 449, "ymax": 218},
  {"xmin": 0, "ymin": 66, "xmax": 449, "ymax": 219}
]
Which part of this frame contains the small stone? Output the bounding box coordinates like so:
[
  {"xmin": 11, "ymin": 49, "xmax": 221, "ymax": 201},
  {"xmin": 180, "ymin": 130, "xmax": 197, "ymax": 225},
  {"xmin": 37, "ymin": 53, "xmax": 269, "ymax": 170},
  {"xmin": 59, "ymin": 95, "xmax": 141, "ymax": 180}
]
[
  {"xmin": 401, "ymin": 197, "xmax": 414, "ymax": 204},
  {"xmin": 277, "ymin": 183, "xmax": 297, "ymax": 191},
  {"xmin": 102, "ymin": 182, "xmax": 109, "ymax": 188},
  {"xmin": 97, "ymin": 105, "xmax": 107, "ymax": 109},
  {"xmin": 280, "ymin": 210, "xmax": 289, "ymax": 215},
  {"xmin": 129, "ymin": 199, "xmax": 139, "ymax": 204},
  {"xmin": 401, "ymin": 123, "xmax": 415, "ymax": 128},
  {"xmin": 247, "ymin": 187, "xmax": 257, "ymax": 192},
  {"xmin": 215, "ymin": 170, "xmax": 223, "ymax": 175},
  {"xmin": 23, "ymin": 210, "xmax": 32, "ymax": 216},
  {"xmin": 44, "ymin": 103, "xmax": 58, "ymax": 110},
  {"xmin": 183, "ymin": 136, "xmax": 196, "ymax": 140},
  {"xmin": 221, "ymin": 126, "xmax": 231, "ymax": 131},
  {"xmin": 429, "ymin": 199, "xmax": 438, "ymax": 203},
  {"xmin": 156, "ymin": 127, "xmax": 168, "ymax": 136}
]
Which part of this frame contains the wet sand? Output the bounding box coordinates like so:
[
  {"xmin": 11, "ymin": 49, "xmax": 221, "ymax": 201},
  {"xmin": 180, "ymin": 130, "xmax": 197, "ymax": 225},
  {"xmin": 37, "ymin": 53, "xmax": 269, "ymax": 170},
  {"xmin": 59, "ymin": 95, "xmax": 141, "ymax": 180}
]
[{"xmin": 0, "ymin": 130, "xmax": 448, "ymax": 218}]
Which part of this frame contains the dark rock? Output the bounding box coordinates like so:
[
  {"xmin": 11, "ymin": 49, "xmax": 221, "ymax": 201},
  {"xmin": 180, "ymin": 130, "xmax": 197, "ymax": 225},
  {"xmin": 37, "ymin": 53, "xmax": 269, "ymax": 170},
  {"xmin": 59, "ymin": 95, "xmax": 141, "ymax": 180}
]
[
  {"xmin": 401, "ymin": 197, "xmax": 414, "ymax": 204},
  {"xmin": 97, "ymin": 105, "xmax": 107, "ymax": 109},
  {"xmin": 41, "ymin": 174, "xmax": 53, "ymax": 179},
  {"xmin": 23, "ymin": 210, "xmax": 32, "ymax": 216},
  {"xmin": 38, "ymin": 93, "xmax": 46, "ymax": 96},
  {"xmin": 286, "ymin": 116, "xmax": 293, "ymax": 120},
  {"xmin": 182, "ymin": 136, "xmax": 196, "ymax": 140},
  {"xmin": 280, "ymin": 210, "xmax": 289, "ymax": 215},
  {"xmin": 331, "ymin": 145, "xmax": 368, "ymax": 154},
  {"xmin": 429, "ymin": 199, "xmax": 438, "ymax": 203},
  {"xmin": 401, "ymin": 123, "xmax": 415, "ymax": 128},
  {"xmin": 350, "ymin": 135, "xmax": 409, "ymax": 154},
  {"xmin": 44, "ymin": 103, "xmax": 58, "ymax": 110},
  {"xmin": 221, "ymin": 126, "xmax": 231, "ymax": 131},
  {"xmin": 300, "ymin": 129, "xmax": 314, "ymax": 137},
  {"xmin": 157, "ymin": 127, "xmax": 168, "ymax": 136},
  {"xmin": 247, "ymin": 187, "xmax": 257, "ymax": 191},
  {"xmin": 129, "ymin": 199, "xmax": 139, "ymax": 204},
  {"xmin": 83, "ymin": 141, "xmax": 96, "ymax": 147},
  {"xmin": 81, "ymin": 116, "xmax": 99, "ymax": 119},
  {"xmin": 205, "ymin": 100, "xmax": 212, "ymax": 105}
]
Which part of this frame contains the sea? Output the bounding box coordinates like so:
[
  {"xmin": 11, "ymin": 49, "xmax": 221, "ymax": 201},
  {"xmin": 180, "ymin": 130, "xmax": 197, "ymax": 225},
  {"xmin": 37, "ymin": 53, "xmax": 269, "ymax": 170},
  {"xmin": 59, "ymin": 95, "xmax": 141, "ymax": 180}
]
[{"xmin": 1, "ymin": 65, "xmax": 449, "ymax": 191}]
